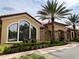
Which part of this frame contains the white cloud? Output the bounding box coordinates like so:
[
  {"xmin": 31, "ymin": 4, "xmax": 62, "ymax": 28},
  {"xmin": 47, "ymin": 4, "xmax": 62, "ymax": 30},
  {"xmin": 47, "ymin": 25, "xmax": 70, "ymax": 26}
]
[
  {"xmin": 58, "ymin": 0, "xmax": 79, "ymax": 8},
  {"xmin": 0, "ymin": 0, "xmax": 79, "ymax": 16}
]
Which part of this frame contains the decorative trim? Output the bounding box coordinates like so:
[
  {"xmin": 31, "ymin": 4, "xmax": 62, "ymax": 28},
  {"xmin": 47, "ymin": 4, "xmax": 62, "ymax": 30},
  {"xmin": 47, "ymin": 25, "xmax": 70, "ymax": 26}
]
[{"xmin": 0, "ymin": 12, "xmax": 42, "ymax": 25}]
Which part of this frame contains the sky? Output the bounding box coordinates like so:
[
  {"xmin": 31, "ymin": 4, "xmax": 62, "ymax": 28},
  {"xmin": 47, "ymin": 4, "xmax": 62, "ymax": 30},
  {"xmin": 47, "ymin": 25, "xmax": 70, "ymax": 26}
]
[{"xmin": 0, "ymin": 0, "xmax": 79, "ymax": 23}]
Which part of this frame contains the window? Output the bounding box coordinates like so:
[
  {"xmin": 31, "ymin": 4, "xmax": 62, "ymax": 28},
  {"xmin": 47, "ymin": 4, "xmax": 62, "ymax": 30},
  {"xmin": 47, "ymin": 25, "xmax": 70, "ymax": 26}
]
[
  {"xmin": 72, "ymin": 32, "xmax": 74, "ymax": 38},
  {"xmin": 8, "ymin": 23, "xmax": 18, "ymax": 42},
  {"xmin": 19, "ymin": 20, "xmax": 30, "ymax": 42},
  {"xmin": 8, "ymin": 20, "xmax": 36, "ymax": 42},
  {"xmin": 31, "ymin": 26, "xmax": 36, "ymax": 42}
]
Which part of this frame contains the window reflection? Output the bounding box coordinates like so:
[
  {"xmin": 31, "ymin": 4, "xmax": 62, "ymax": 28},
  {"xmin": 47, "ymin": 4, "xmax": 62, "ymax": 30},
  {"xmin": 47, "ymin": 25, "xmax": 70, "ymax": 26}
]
[
  {"xmin": 8, "ymin": 23, "xmax": 18, "ymax": 42},
  {"xmin": 19, "ymin": 20, "xmax": 30, "ymax": 42},
  {"xmin": 31, "ymin": 26, "xmax": 36, "ymax": 42}
]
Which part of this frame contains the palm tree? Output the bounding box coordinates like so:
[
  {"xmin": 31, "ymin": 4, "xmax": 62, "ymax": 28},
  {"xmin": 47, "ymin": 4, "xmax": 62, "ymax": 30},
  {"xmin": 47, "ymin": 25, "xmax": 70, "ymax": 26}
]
[
  {"xmin": 37, "ymin": 0, "xmax": 71, "ymax": 43},
  {"xmin": 67, "ymin": 14, "xmax": 79, "ymax": 40}
]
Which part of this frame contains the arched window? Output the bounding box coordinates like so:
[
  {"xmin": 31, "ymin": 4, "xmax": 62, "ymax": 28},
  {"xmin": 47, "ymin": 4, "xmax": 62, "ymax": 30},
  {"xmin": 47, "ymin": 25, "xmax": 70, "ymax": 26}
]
[
  {"xmin": 58, "ymin": 30, "xmax": 64, "ymax": 41},
  {"xmin": 31, "ymin": 26, "xmax": 36, "ymax": 42},
  {"xmin": 8, "ymin": 23, "xmax": 18, "ymax": 42},
  {"xmin": 19, "ymin": 20, "xmax": 30, "ymax": 42},
  {"xmin": 8, "ymin": 20, "xmax": 36, "ymax": 42}
]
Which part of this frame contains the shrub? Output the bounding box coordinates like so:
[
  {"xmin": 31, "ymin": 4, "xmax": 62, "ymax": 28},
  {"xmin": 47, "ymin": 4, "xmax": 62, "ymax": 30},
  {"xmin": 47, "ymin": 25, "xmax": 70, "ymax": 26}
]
[
  {"xmin": 52, "ymin": 40, "xmax": 66, "ymax": 46},
  {"xmin": 3, "ymin": 41, "xmax": 66, "ymax": 54},
  {"xmin": 75, "ymin": 37, "xmax": 79, "ymax": 42},
  {"xmin": 3, "ymin": 41, "xmax": 50, "ymax": 54},
  {"xmin": 0, "ymin": 44, "xmax": 9, "ymax": 54}
]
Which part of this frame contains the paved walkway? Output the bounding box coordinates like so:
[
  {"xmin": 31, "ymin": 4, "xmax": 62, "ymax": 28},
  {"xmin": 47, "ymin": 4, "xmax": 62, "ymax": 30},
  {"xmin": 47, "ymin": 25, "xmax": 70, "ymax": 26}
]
[
  {"xmin": 0, "ymin": 42, "xmax": 78, "ymax": 59},
  {"xmin": 48, "ymin": 43, "xmax": 79, "ymax": 59}
]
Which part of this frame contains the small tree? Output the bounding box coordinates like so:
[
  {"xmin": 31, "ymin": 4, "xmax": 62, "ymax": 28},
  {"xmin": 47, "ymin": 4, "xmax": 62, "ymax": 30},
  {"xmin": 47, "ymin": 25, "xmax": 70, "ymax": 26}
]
[{"xmin": 67, "ymin": 14, "xmax": 79, "ymax": 40}]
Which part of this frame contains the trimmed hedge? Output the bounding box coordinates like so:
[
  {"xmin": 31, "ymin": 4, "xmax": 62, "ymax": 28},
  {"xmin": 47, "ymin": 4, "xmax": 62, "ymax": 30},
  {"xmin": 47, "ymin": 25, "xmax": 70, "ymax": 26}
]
[
  {"xmin": 74, "ymin": 37, "xmax": 79, "ymax": 42},
  {"xmin": 3, "ymin": 41, "xmax": 66, "ymax": 54}
]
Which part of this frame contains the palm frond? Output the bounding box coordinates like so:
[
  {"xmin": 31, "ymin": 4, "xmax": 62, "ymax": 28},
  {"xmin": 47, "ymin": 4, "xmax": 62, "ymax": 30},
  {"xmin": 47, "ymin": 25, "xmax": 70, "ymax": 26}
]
[
  {"xmin": 37, "ymin": 0, "xmax": 71, "ymax": 21},
  {"xmin": 37, "ymin": 11, "xmax": 48, "ymax": 15},
  {"xmin": 36, "ymin": 15, "xmax": 50, "ymax": 20},
  {"xmin": 58, "ymin": 9, "xmax": 72, "ymax": 15},
  {"xmin": 68, "ymin": 14, "xmax": 79, "ymax": 24},
  {"xmin": 56, "ymin": 2, "xmax": 65, "ymax": 12}
]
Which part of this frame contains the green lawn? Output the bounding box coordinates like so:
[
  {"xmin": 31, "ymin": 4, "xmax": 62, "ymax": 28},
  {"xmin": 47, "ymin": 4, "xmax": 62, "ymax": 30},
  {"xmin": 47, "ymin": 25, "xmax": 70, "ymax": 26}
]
[{"xmin": 12, "ymin": 53, "xmax": 46, "ymax": 59}]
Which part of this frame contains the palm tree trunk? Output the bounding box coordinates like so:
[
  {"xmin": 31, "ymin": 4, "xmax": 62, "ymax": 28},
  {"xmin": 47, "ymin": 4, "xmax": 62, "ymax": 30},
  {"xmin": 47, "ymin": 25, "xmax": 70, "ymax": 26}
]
[
  {"xmin": 73, "ymin": 24, "xmax": 76, "ymax": 40},
  {"xmin": 51, "ymin": 17, "xmax": 55, "ymax": 43}
]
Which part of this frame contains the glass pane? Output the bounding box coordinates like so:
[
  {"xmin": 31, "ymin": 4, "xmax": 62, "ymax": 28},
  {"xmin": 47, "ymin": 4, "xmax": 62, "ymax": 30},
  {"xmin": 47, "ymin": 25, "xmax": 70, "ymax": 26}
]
[
  {"xmin": 19, "ymin": 20, "xmax": 30, "ymax": 42},
  {"xmin": 8, "ymin": 23, "xmax": 18, "ymax": 42},
  {"xmin": 31, "ymin": 26, "xmax": 36, "ymax": 42}
]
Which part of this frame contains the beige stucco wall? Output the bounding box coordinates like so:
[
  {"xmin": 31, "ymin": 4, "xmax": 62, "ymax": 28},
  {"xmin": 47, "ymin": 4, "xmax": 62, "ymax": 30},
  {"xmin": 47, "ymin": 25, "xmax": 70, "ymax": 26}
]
[
  {"xmin": 40, "ymin": 29, "xmax": 46, "ymax": 41},
  {"xmin": 42, "ymin": 23, "xmax": 68, "ymax": 41},
  {"xmin": 1, "ymin": 14, "xmax": 41, "ymax": 43},
  {"xmin": 47, "ymin": 23, "xmax": 67, "ymax": 31}
]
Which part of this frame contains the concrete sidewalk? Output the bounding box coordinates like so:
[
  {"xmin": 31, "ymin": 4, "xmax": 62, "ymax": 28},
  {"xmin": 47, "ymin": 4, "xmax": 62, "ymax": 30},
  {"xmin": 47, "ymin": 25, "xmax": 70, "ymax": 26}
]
[{"xmin": 0, "ymin": 42, "xmax": 78, "ymax": 59}]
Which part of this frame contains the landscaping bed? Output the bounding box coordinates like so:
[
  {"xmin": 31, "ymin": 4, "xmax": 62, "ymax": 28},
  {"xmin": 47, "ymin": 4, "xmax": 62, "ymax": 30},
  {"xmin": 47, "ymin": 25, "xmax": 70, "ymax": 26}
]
[
  {"xmin": 0, "ymin": 41, "xmax": 67, "ymax": 55},
  {"xmin": 0, "ymin": 44, "xmax": 9, "ymax": 54}
]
